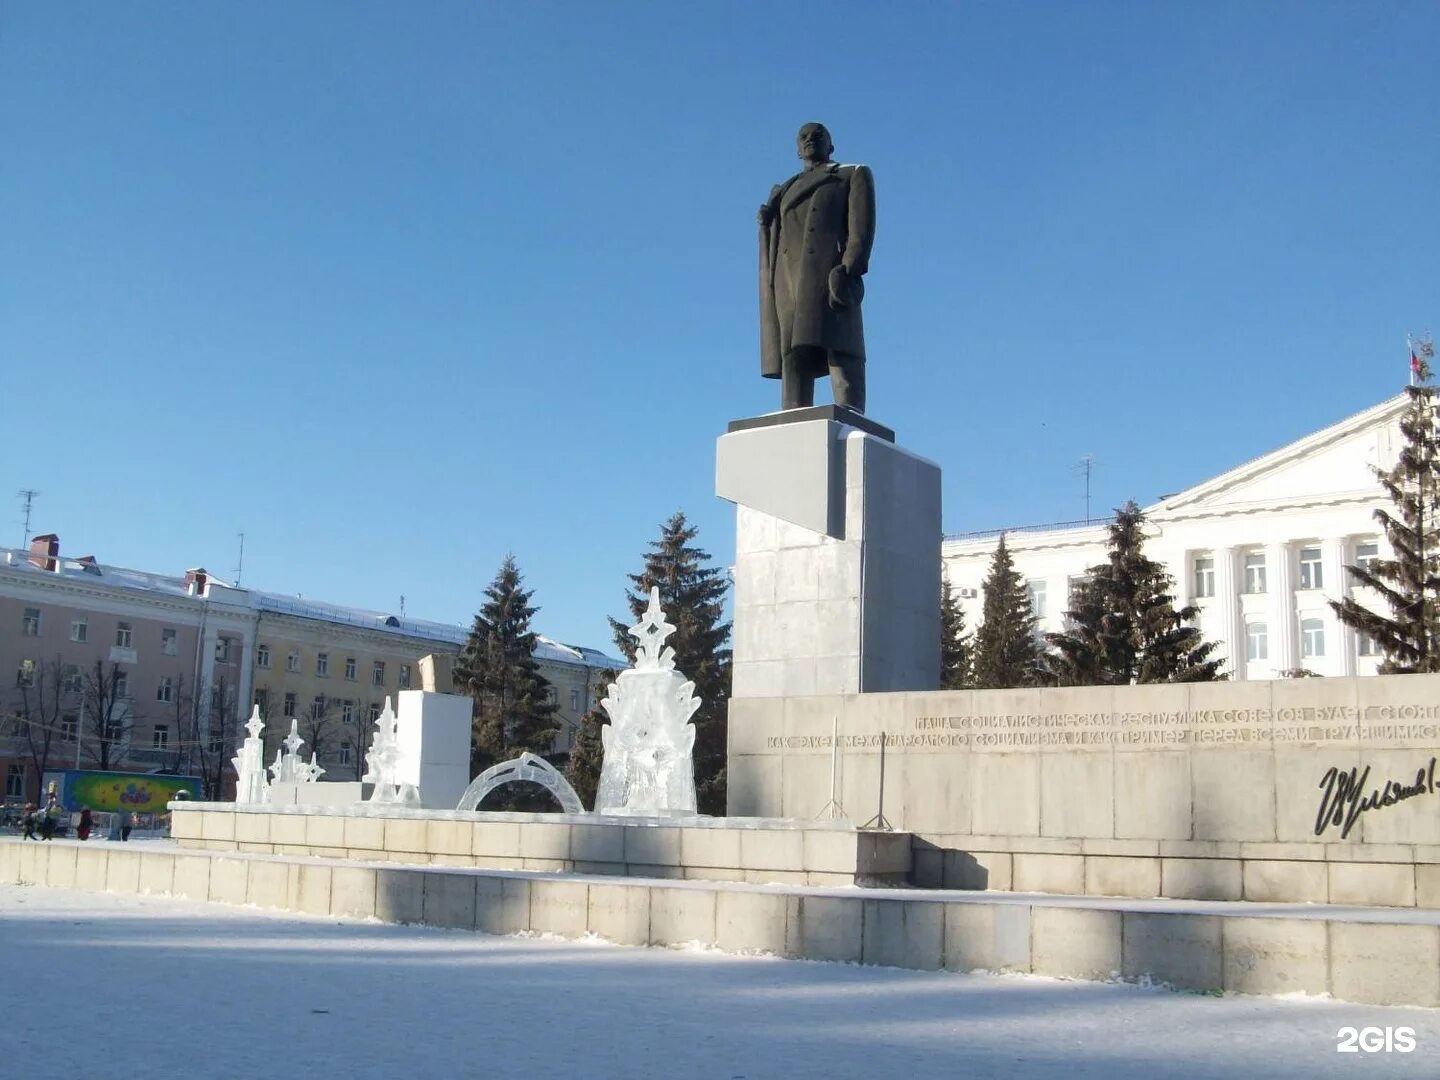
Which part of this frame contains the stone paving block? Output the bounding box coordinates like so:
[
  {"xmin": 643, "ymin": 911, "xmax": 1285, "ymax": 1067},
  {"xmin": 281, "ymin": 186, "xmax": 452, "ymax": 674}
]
[
  {"xmin": 295, "ymin": 863, "xmax": 333, "ymax": 915},
  {"xmin": 268, "ymin": 815, "xmax": 308, "ymax": 846},
  {"xmin": 942, "ymin": 903, "xmax": 1031, "ymax": 973},
  {"xmin": 474, "ymin": 876, "xmax": 531, "ymax": 935},
  {"xmin": 1161, "ymin": 858, "xmax": 1242, "ymax": 901},
  {"xmin": 169, "ymin": 809, "xmax": 203, "ymax": 840},
  {"xmin": 472, "ymin": 821, "xmax": 522, "ymax": 858},
  {"xmin": 423, "ymin": 871, "xmax": 477, "ymax": 929},
  {"xmin": 570, "ymin": 823, "xmax": 625, "ymax": 864},
  {"xmin": 518, "ymin": 822, "xmax": 573, "ymax": 861},
  {"xmin": 208, "ymin": 857, "xmax": 250, "ymax": 906},
  {"xmin": 305, "ymin": 815, "xmax": 346, "ymax": 849},
  {"xmin": 330, "ymin": 867, "xmax": 378, "ymax": 919},
  {"xmin": 944, "ymin": 850, "xmax": 1011, "ymax": 891},
  {"xmin": 170, "ymin": 854, "xmax": 210, "ymax": 901},
  {"xmin": 1330, "ymin": 922, "xmax": 1440, "ymax": 1007},
  {"xmin": 201, "ymin": 811, "xmax": 236, "ymax": 842},
  {"xmin": 343, "ymin": 816, "xmax": 387, "ymax": 853},
  {"xmin": 649, "ymin": 887, "xmax": 717, "ymax": 946},
  {"xmin": 1221, "ymin": 917, "xmax": 1328, "ymax": 997},
  {"xmin": 1085, "ymin": 856, "xmax": 1160, "ymax": 898},
  {"xmin": 234, "ymin": 813, "xmax": 271, "ymax": 844},
  {"xmin": 861, "ymin": 899, "xmax": 943, "ymax": 970},
  {"xmin": 74, "ymin": 847, "xmax": 108, "ymax": 891},
  {"xmin": 624, "ymin": 827, "xmax": 680, "ymax": 867},
  {"xmin": 786, "ymin": 895, "xmax": 862, "ymax": 963},
  {"xmin": 588, "ymin": 883, "xmax": 651, "ymax": 946},
  {"xmin": 384, "ymin": 818, "xmax": 429, "ymax": 855},
  {"xmin": 530, "ymin": 880, "xmax": 590, "ymax": 937},
  {"xmin": 679, "ymin": 828, "xmax": 742, "ymax": 869},
  {"xmin": 715, "ymin": 890, "xmax": 787, "ymax": 954},
  {"xmin": 426, "ymin": 819, "xmax": 471, "ymax": 856},
  {"xmin": 1012, "ymin": 853, "xmax": 1084, "ymax": 894},
  {"xmin": 247, "ymin": 859, "xmax": 291, "ymax": 909},
  {"xmin": 105, "ymin": 849, "xmax": 142, "ymax": 894},
  {"xmin": 375, "ymin": 868, "xmax": 425, "ymax": 923},
  {"xmin": 1122, "ymin": 912, "xmax": 1222, "ymax": 991},
  {"xmin": 1242, "ymin": 860, "xmax": 1329, "ymax": 904},
  {"xmin": 1031, "ymin": 907, "xmax": 1121, "ymax": 981},
  {"xmin": 1328, "ymin": 862, "xmax": 1415, "ymax": 907},
  {"xmin": 45, "ymin": 845, "xmax": 78, "ymax": 890}
]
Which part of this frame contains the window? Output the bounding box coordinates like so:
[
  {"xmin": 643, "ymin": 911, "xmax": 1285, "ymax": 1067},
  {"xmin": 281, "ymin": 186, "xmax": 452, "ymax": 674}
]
[
  {"xmin": 114, "ymin": 672, "xmax": 129, "ymax": 698},
  {"xmin": 342, "ymin": 700, "xmax": 355, "ymax": 725},
  {"xmin": 372, "ymin": 661, "xmax": 385, "ymax": 687},
  {"xmin": 1355, "ymin": 541, "xmax": 1379, "ymax": 573},
  {"xmin": 162, "ymin": 628, "xmax": 178, "ymax": 656},
  {"xmin": 1193, "ymin": 556, "xmax": 1215, "ymax": 598},
  {"xmin": 283, "ymin": 691, "xmax": 297, "ymax": 718},
  {"xmin": 1067, "ymin": 575, "xmax": 1090, "ymax": 603},
  {"xmin": 60, "ymin": 714, "xmax": 77, "ymax": 740},
  {"xmin": 570, "ymin": 689, "xmax": 580, "ymax": 712},
  {"xmin": 21, "ymin": 607, "xmax": 40, "ymax": 636},
  {"xmin": 316, "ymin": 653, "xmax": 329, "ymax": 677},
  {"xmin": 1301, "ymin": 618, "xmax": 1325, "ymax": 658},
  {"xmin": 368, "ymin": 702, "xmax": 382, "ymax": 724},
  {"xmin": 339, "ymin": 742, "xmax": 353, "ymax": 767},
  {"xmin": 156, "ymin": 676, "xmax": 174, "ymax": 703},
  {"xmin": 1298, "ymin": 547, "xmax": 1323, "ymax": 590},
  {"xmin": 311, "ymin": 695, "xmax": 326, "ymax": 720},
  {"xmin": 70, "ymin": 619, "xmax": 88, "ymax": 643},
  {"xmin": 16, "ymin": 659, "xmax": 35, "ymax": 687},
  {"xmin": 152, "ymin": 724, "xmax": 170, "ymax": 750},
  {"xmin": 1243, "ymin": 552, "xmax": 1266, "ymax": 594},
  {"xmin": 210, "ymin": 685, "xmax": 222, "ymax": 709},
  {"xmin": 209, "ymin": 734, "xmax": 225, "ymax": 754},
  {"xmin": 103, "ymin": 719, "xmax": 124, "ymax": 742},
  {"xmin": 344, "ymin": 657, "xmax": 357, "ymax": 681},
  {"xmin": 115, "ymin": 622, "xmax": 132, "ymax": 648},
  {"xmin": 215, "ymin": 637, "xmax": 232, "ymax": 663},
  {"xmin": 1027, "ymin": 580, "xmax": 1048, "ymax": 619},
  {"xmin": 257, "ymin": 644, "xmax": 271, "ymax": 669},
  {"xmin": 5, "ymin": 764, "xmax": 24, "ymax": 799},
  {"xmin": 61, "ymin": 664, "xmax": 82, "ymax": 693},
  {"xmin": 1358, "ymin": 633, "xmax": 1380, "ymax": 658},
  {"xmin": 398, "ymin": 664, "xmax": 411, "ymax": 689},
  {"xmin": 1246, "ymin": 623, "xmax": 1268, "ymax": 662},
  {"xmin": 254, "ymin": 688, "xmax": 269, "ymax": 715},
  {"xmin": 547, "ymin": 686, "xmax": 559, "ymax": 705},
  {"xmin": 286, "ymin": 651, "xmax": 300, "ymax": 673}
]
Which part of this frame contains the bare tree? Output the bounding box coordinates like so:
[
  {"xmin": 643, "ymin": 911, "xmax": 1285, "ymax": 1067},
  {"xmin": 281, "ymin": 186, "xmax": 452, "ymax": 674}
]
[
  {"xmin": 193, "ymin": 674, "xmax": 239, "ymax": 800},
  {"xmin": 6, "ymin": 656, "xmax": 77, "ymax": 800},
  {"xmin": 80, "ymin": 660, "xmax": 136, "ymax": 771}
]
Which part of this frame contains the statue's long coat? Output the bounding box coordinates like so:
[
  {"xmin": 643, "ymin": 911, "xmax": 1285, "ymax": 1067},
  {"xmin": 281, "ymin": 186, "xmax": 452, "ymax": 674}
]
[{"xmin": 759, "ymin": 162, "xmax": 875, "ymax": 379}]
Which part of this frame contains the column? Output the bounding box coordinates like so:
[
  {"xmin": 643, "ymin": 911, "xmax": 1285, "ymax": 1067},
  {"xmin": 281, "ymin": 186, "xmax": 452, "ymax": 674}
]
[
  {"xmin": 1268, "ymin": 543, "xmax": 1297, "ymax": 674},
  {"xmin": 1325, "ymin": 537, "xmax": 1356, "ymax": 676},
  {"xmin": 1212, "ymin": 547, "xmax": 1240, "ymax": 677}
]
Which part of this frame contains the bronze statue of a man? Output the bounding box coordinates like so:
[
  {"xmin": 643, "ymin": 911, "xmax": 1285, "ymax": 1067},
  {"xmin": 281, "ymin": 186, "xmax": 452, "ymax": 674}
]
[{"xmin": 758, "ymin": 122, "xmax": 875, "ymax": 413}]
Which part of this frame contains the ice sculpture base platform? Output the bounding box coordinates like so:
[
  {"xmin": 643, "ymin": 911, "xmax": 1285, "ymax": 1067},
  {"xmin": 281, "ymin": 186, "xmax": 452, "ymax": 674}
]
[{"xmin": 168, "ymin": 803, "xmax": 912, "ymax": 887}]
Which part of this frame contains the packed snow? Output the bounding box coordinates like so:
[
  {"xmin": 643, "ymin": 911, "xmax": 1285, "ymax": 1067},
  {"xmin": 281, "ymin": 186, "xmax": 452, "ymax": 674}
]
[{"xmin": 2, "ymin": 884, "xmax": 1436, "ymax": 1078}]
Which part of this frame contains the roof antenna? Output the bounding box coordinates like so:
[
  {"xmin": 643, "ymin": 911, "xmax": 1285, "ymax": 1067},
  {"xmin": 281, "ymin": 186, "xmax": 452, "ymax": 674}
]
[
  {"xmin": 17, "ymin": 488, "xmax": 39, "ymax": 548},
  {"xmin": 234, "ymin": 531, "xmax": 245, "ymax": 587},
  {"xmin": 399, "ymin": 594, "xmax": 406, "ymax": 617},
  {"xmin": 1075, "ymin": 455, "xmax": 1097, "ymax": 523}
]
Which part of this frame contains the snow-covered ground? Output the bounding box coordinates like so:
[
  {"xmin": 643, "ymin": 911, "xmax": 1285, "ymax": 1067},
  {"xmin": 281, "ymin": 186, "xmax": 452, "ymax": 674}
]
[{"xmin": 2, "ymin": 884, "xmax": 1436, "ymax": 1079}]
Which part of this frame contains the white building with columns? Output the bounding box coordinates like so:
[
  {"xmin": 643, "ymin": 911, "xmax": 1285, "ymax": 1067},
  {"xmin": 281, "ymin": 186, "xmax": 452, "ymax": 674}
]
[{"xmin": 943, "ymin": 394, "xmax": 1411, "ymax": 680}]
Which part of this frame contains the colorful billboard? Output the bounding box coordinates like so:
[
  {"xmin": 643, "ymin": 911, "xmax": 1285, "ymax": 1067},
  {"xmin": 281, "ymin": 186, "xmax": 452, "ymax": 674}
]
[{"xmin": 43, "ymin": 770, "xmax": 202, "ymax": 813}]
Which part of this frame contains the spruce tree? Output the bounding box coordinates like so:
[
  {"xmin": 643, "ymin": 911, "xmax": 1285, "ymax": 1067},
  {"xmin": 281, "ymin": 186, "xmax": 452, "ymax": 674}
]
[
  {"xmin": 972, "ymin": 535, "xmax": 1041, "ymax": 688},
  {"xmin": 454, "ymin": 556, "xmax": 560, "ymax": 777},
  {"xmin": 1331, "ymin": 342, "xmax": 1440, "ymax": 672},
  {"xmin": 610, "ymin": 512, "xmax": 731, "ymax": 815},
  {"xmin": 940, "ymin": 574, "xmax": 973, "ymax": 689},
  {"xmin": 563, "ymin": 670, "xmax": 614, "ymax": 811},
  {"xmin": 1043, "ymin": 501, "xmax": 1224, "ymax": 684}
]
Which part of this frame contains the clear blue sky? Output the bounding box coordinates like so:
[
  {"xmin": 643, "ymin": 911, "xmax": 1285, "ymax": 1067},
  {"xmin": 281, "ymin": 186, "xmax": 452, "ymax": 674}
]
[{"xmin": 3, "ymin": 2, "xmax": 1436, "ymax": 650}]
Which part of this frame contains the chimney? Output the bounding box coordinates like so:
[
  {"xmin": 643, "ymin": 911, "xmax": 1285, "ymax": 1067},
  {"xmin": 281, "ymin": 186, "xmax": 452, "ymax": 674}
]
[
  {"xmin": 184, "ymin": 567, "xmax": 209, "ymax": 596},
  {"xmin": 27, "ymin": 533, "xmax": 59, "ymax": 572}
]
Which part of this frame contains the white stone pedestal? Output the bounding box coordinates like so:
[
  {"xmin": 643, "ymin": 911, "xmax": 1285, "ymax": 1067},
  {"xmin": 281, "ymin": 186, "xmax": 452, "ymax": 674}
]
[
  {"xmin": 395, "ymin": 690, "xmax": 473, "ymax": 810},
  {"xmin": 717, "ymin": 413, "xmax": 942, "ymax": 697}
]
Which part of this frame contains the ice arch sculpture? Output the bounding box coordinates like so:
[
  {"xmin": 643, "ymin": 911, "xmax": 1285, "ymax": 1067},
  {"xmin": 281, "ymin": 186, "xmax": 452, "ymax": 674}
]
[
  {"xmin": 595, "ymin": 587, "xmax": 699, "ymax": 816},
  {"xmin": 456, "ymin": 752, "xmax": 585, "ymax": 815}
]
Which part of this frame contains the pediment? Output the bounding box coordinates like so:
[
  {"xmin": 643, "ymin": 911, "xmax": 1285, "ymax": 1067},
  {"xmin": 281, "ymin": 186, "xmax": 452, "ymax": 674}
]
[{"xmin": 1150, "ymin": 395, "xmax": 1406, "ymax": 517}]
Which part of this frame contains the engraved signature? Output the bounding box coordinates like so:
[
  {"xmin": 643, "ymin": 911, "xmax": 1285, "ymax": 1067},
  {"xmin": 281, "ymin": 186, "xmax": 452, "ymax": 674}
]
[{"xmin": 1314, "ymin": 758, "xmax": 1437, "ymax": 839}]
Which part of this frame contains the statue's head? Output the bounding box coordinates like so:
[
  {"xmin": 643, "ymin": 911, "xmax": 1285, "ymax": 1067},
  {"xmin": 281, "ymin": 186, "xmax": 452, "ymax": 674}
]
[{"xmin": 796, "ymin": 122, "xmax": 834, "ymax": 165}]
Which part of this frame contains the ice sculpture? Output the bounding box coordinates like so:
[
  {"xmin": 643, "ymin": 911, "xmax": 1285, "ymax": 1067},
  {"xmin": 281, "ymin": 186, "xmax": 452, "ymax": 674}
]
[
  {"xmin": 231, "ymin": 705, "xmax": 269, "ymax": 804},
  {"xmin": 362, "ymin": 697, "xmax": 420, "ymax": 806},
  {"xmin": 456, "ymin": 752, "xmax": 585, "ymax": 814},
  {"xmin": 268, "ymin": 718, "xmax": 325, "ymax": 786},
  {"xmin": 595, "ymin": 587, "xmax": 700, "ymax": 816}
]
